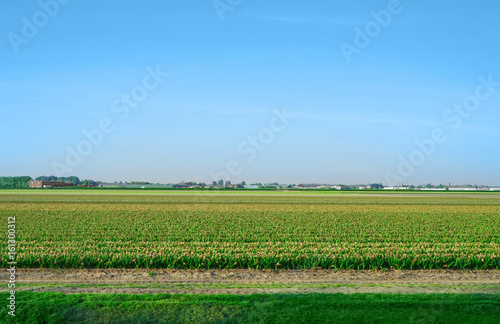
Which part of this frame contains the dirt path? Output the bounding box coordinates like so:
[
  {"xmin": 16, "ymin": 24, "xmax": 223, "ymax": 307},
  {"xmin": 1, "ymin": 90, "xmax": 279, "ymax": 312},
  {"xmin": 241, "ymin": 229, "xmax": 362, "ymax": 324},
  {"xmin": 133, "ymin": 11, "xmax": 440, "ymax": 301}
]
[{"xmin": 2, "ymin": 269, "xmax": 500, "ymax": 295}]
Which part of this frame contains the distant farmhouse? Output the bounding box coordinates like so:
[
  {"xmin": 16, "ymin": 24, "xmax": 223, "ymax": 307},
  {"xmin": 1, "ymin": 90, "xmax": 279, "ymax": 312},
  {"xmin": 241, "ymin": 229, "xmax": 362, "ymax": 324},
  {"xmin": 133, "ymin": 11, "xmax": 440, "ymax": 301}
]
[{"xmin": 29, "ymin": 180, "xmax": 75, "ymax": 188}]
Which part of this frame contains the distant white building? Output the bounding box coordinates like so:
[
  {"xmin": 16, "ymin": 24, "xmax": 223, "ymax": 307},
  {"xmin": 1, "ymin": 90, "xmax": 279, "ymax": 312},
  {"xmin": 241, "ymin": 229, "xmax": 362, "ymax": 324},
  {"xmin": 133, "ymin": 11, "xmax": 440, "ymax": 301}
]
[
  {"xmin": 450, "ymin": 187, "xmax": 477, "ymax": 191},
  {"xmin": 244, "ymin": 185, "xmax": 259, "ymax": 189},
  {"xmin": 490, "ymin": 188, "xmax": 500, "ymax": 191},
  {"xmin": 420, "ymin": 188, "xmax": 446, "ymax": 191},
  {"xmin": 383, "ymin": 186, "xmax": 411, "ymax": 190}
]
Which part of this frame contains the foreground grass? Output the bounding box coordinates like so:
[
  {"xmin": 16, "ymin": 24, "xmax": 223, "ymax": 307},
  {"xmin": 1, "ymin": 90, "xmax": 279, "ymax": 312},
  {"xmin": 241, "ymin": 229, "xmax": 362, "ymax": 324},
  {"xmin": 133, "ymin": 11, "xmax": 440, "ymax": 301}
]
[{"xmin": 1, "ymin": 292, "xmax": 499, "ymax": 323}]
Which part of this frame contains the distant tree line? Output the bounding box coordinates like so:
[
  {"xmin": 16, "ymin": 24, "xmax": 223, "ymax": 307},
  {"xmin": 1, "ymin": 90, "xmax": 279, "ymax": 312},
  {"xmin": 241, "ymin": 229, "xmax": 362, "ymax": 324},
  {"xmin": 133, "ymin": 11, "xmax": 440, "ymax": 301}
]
[
  {"xmin": 34, "ymin": 176, "xmax": 97, "ymax": 187},
  {"xmin": 0, "ymin": 176, "xmax": 32, "ymax": 188},
  {"xmin": 35, "ymin": 176, "xmax": 81, "ymax": 185}
]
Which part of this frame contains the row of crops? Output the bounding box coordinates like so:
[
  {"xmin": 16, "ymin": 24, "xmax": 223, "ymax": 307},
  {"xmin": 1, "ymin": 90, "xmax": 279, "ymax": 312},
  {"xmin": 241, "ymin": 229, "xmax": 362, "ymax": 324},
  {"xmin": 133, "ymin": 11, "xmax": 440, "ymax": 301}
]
[{"xmin": 1, "ymin": 194, "xmax": 499, "ymax": 269}]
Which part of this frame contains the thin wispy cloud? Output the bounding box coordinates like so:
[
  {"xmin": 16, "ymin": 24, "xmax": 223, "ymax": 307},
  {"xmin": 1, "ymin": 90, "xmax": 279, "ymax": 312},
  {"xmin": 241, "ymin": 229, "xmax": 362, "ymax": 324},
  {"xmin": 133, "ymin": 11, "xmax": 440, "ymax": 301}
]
[
  {"xmin": 249, "ymin": 12, "xmax": 343, "ymax": 25},
  {"xmin": 194, "ymin": 106, "xmax": 281, "ymax": 119},
  {"xmin": 298, "ymin": 112, "xmax": 437, "ymax": 128},
  {"xmin": 302, "ymin": 13, "xmax": 344, "ymax": 25}
]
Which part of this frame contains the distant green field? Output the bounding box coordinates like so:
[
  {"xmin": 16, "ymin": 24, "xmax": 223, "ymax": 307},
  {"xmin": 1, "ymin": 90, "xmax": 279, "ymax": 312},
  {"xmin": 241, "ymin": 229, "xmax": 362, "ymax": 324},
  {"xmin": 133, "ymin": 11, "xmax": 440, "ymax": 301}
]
[
  {"xmin": 2, "ymin": 292, "xmax": 499, "ymax": 324},
  {"xmin": 1, "ymin": 193, "xmax": 499, "ymax": 270}
]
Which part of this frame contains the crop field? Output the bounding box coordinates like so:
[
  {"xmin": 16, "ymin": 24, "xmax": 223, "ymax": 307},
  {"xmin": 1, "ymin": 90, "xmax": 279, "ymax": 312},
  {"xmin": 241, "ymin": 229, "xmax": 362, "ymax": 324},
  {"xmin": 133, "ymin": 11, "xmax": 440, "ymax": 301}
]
[{"xmin": 1, "ymin": 192, "xmax": 499, "ymax": 270}]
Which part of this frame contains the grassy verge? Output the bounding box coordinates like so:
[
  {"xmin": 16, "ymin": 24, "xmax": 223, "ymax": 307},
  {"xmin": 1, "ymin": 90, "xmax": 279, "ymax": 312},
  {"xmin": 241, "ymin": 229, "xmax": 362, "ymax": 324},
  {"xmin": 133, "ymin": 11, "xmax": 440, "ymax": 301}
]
[{"xmin": 1, "ymin": 292, "xmax": 499, "ymax": 323}]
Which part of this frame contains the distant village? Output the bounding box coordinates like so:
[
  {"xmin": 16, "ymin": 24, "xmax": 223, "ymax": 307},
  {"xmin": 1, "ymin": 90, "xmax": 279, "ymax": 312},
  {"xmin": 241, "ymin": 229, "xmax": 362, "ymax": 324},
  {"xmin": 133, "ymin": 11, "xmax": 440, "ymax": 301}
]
[
  {"xmin": 15, "ymin": 177, "xmax": 500, "ymax": 191},
  {"xmin": 0, "ymin": 176, "xmax": 499, "ymax": 191}
]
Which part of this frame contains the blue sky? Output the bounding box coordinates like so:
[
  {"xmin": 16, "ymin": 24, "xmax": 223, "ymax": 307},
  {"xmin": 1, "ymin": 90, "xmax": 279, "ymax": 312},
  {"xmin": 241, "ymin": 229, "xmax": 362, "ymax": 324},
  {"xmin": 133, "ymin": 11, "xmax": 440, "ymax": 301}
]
[{"xmin": 1, "ymin": 0, "xmax": 499, "ymax": 185}]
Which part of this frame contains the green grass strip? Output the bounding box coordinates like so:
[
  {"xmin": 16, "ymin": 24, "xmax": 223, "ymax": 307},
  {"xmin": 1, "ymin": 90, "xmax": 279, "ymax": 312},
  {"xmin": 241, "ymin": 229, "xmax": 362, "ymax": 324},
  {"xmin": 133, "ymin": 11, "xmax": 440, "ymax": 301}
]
[{"xmin": 1, "ymin": 292, "xmax": 499, "ymax": 323}]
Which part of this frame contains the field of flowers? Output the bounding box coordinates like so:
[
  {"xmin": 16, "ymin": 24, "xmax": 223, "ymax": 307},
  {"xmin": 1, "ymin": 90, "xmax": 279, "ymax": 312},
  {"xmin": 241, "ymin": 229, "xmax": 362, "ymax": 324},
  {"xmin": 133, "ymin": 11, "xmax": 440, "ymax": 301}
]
[{"xmin": 1, "ymin": 193, "xmax": 499, "ymax": 269}]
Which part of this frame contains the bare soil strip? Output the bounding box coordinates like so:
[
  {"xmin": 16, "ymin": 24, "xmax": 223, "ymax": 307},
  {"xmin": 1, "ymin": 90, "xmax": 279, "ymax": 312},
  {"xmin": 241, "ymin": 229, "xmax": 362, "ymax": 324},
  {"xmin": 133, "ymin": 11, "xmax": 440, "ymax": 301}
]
[{"xmin": 2, "ymin": 269, "xmax": 500, "ymax": 295}]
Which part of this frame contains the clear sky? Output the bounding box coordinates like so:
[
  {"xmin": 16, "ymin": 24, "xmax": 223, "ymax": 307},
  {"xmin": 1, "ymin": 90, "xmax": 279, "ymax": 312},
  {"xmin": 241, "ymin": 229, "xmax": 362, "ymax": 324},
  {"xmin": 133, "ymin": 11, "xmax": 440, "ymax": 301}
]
[{"xmin": 1, "ymin": 0, "xmax": 499, "ymax": 185}]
